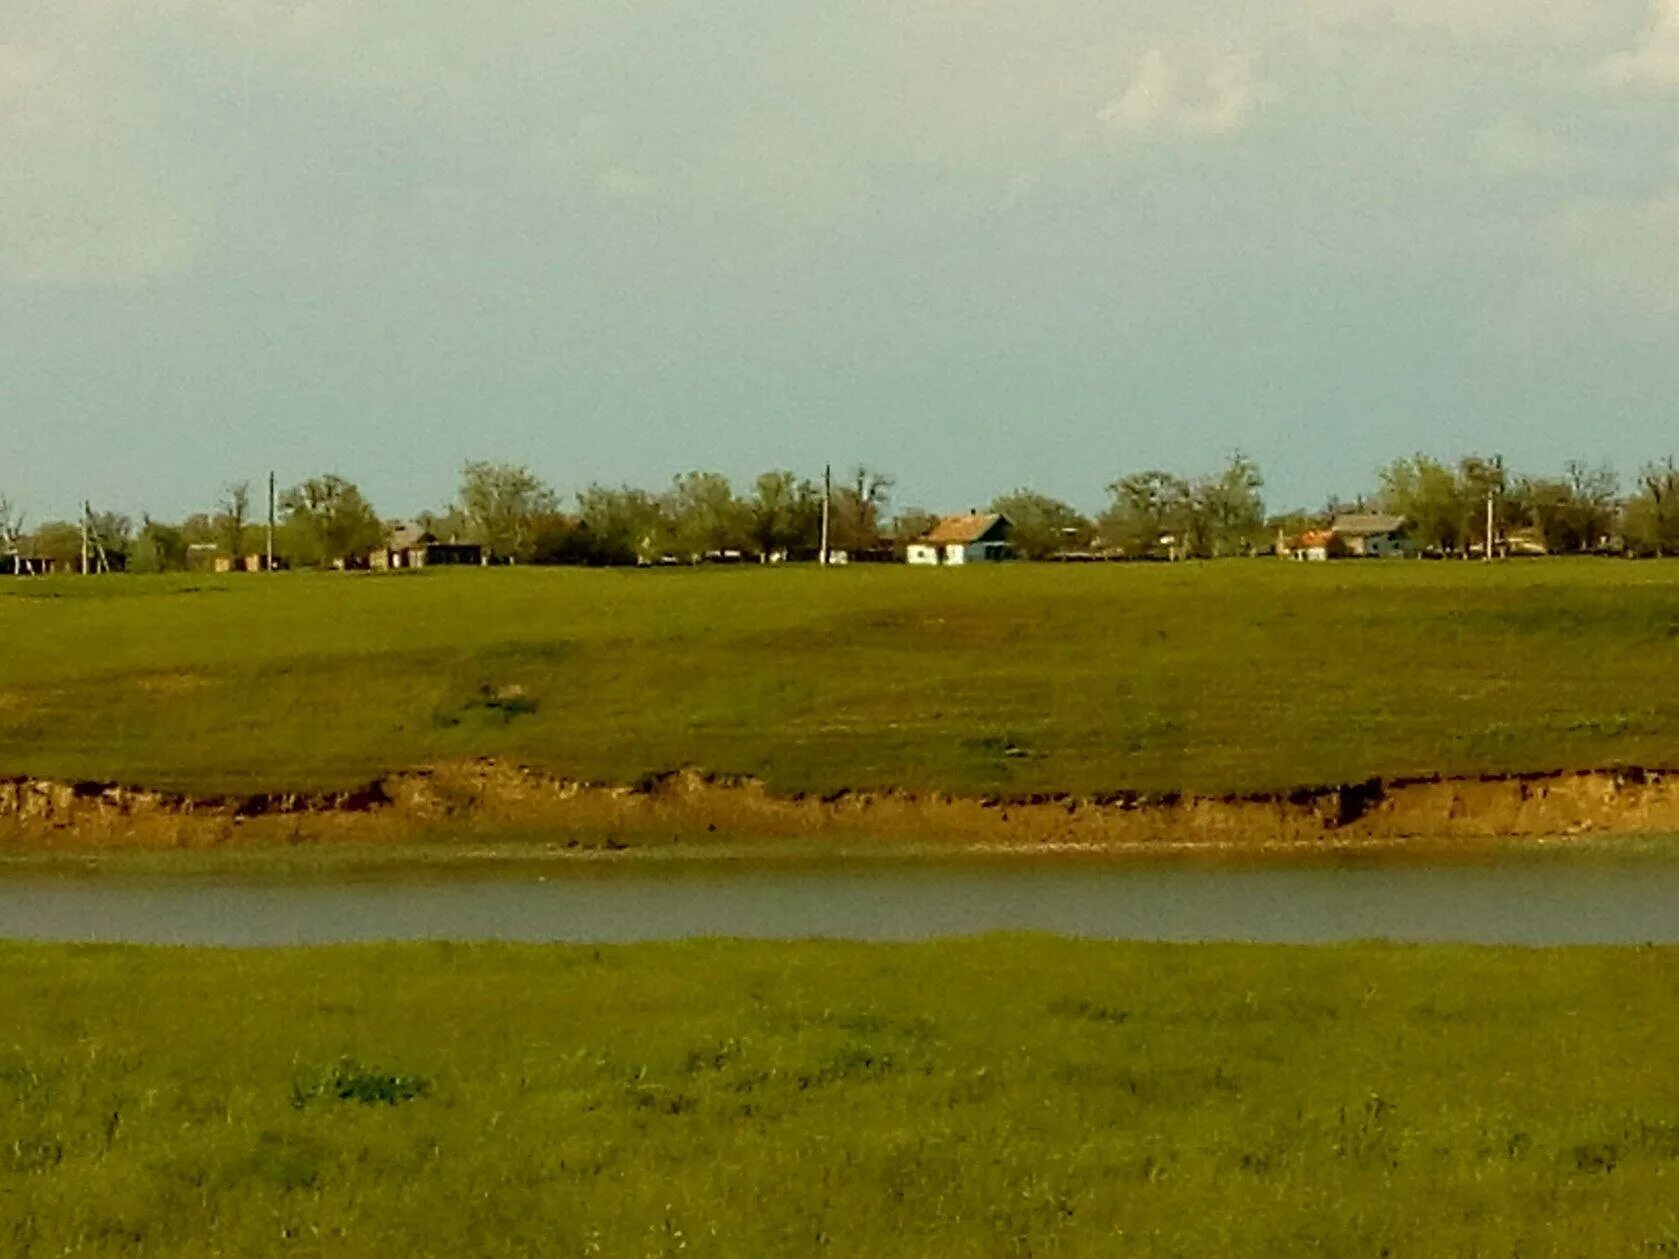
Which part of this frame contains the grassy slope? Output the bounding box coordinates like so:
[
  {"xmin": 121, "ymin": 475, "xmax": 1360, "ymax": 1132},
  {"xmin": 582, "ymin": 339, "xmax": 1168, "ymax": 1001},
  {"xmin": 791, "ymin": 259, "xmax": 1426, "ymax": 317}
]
[
  {"xmin": 3, "ymin": 560, "xmax": 1679, "ymax": 796},
  {"xmin": 5, "ymin": 939, "xmax": 1679, "ymax": 1257}
]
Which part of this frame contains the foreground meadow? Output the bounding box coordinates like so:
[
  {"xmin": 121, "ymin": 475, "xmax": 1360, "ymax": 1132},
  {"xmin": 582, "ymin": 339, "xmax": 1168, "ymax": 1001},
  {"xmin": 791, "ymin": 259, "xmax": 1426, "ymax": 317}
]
[
  {"xmin": 4, "ymin": 560, "xmax": 1679, "ymax": 796},
  {"xmin": 2, "ymin": 939, "xmax": 1677, "ymax": 1256}
]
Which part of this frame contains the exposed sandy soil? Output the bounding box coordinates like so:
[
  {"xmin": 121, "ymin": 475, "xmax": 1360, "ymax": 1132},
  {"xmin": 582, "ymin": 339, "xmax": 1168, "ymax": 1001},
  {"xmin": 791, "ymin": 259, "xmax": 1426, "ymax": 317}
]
[{"xmin": 4, "ymin": 760, "xmax": 1679, "ymax": 854}]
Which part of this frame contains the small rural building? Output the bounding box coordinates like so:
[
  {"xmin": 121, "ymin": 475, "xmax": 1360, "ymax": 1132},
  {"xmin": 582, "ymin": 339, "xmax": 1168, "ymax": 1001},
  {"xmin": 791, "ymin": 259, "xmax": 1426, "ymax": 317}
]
[
  {"xmin": 1327, "ymin": 514, "xmax": 1410, "ymax": 558},
  {"xmin": 1292, "ymin": 529, "xmax": 1343, "ymax": 563},
  {"xmin": 371, "ymin": 523, "xmax": 483, "ymax": 570},
  {"xmin": 907, "ymin": 513, "xmax": 1014, "ymax": 566},
  {"xmin": 0, "ymin": 555, "xmax": 55, "ymax": 576},
  {"xmin": 213, "ymin": 554, "xmax": 288, "ymax": 574},
  {"xmin": 1287, "ymin": 516, "xmax": 1409, "ymax": 561}
]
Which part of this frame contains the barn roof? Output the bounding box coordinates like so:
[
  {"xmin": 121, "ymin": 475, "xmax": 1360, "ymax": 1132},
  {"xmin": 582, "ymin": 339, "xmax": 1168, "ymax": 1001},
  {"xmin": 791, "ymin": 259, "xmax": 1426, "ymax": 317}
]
[
  {"xmin": 387, "ymin": 522, "xmax": 438, "ymax": 549},
  {"xmin": 921, "ymin": 513, "xmax": 1012, "ymax": 546},
  {"xmin": 1330, "ymin": 513, "xmax": 1406, "ymax": 537}
]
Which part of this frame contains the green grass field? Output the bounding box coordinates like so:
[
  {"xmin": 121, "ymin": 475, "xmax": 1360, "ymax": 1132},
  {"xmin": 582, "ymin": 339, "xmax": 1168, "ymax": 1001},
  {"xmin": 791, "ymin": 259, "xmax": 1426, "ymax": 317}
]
[
  {"xmin": 3, "ymin": 939, "xmax": 1677, "ymax": 1257},
  {"xmin": 4, "ymin": 560, "xmax": 1679, "ymax": 796}
]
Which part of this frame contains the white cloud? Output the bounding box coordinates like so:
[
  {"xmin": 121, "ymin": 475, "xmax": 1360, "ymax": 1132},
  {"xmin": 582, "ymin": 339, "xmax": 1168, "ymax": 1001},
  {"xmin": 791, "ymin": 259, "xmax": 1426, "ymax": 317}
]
[
  {"xmin": 1099, "ymin": 49, "xmax": 1273, "ymax": 137},
  {"xmin": 1597, "ymin": 0, "xmax": 1679, "ymax": 88}
]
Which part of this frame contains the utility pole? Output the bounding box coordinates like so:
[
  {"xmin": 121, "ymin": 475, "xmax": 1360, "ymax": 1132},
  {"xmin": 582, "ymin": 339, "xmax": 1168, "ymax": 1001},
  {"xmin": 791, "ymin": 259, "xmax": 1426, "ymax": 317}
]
[
  {"xmin": 266, "ymin": 471, "xmax": 276, "ymax": 572},
  {"xmin": 82, "ymin": 502, "xmax": 112, "ymax": 574},
  {"xmin": 1484, "ymin": 490, "xmax": 1495, "ymax": 564},
  {"xmin": 819, "ymin": 463, "xmax": 831, "ymax": 567}
]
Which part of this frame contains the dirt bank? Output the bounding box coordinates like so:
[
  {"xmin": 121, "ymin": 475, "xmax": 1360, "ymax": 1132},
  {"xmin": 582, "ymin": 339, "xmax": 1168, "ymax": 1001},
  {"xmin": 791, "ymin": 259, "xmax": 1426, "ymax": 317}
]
[{"xmin": 3, "ymin": 760, "xmax": 1679, "ymax": 853}]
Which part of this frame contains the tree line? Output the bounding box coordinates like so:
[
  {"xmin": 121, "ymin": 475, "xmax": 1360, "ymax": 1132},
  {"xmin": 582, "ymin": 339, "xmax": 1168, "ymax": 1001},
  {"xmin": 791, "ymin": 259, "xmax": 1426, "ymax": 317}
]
[
  {"xmin": 1299, "ymin": 454, "xmax": 1679, "ymax": 558},
  {"xmin": 4, "ymin": 451, "xmax": 1679, "ymax": 572}
]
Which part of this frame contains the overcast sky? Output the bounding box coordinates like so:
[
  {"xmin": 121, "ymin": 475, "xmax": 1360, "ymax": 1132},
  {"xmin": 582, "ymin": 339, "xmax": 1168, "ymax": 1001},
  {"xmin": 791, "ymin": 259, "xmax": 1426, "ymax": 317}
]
[{"xmin": 4, "ymin": 0, "xmax": 1679, "ymax": 522}]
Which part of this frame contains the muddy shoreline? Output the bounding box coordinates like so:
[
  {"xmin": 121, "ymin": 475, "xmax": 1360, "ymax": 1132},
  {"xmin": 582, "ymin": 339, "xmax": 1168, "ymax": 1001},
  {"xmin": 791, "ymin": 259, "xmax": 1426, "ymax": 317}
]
[{"xmin": 3, "ymin": 760, "xmax": 1679, "ymax": 854}]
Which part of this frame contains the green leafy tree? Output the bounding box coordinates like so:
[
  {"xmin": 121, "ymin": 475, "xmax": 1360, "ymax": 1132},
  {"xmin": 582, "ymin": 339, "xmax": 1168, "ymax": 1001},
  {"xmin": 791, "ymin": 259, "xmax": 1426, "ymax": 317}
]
[
  {"xmin": 458, "ymin": 462, "xmax": 558, "ymax": 562},
  {"xmin": 1512, "ymin": 464, "xmax": 1619, "ymax": 553},
  {"xmin": 1456, "ymin": 455, "xmax": 1512, "ymax": 555},
  {"xmin": 745, "ymin": 471, "xmax": 821, "ymax": 560},
  {"xmin": 29, "ymin": 522, "xmax": 84, "ymax": 567},
  {"xmin": 88, "ymin": 510, "xmax": 132, "ymax": 554},
  {"xmin": 577, "ymin": 485, "xmax": 664, "ymax": 565},
  {"xmin": 1192, "ymin": 453, "xmax": 1266, "ymax": 557},
  {"xmin": 1099, "ymin": 471, "xmax": 1191, "ymax": 559},
  {"xmin": 892, "ymin": 508, "xmax": 940, "ymax": 545},
  {"xmin": 1378, "ymin": 455, "xmax": 1467, "ymax": 554},
  {"xmin": 989, "ymin": 490, "xmax": 1093, "ymax": 560},
  {"xmin": 659, "ymin": 472, "xmax": 748, "ymax": 559},
  {"xmin": 181, "ymin": 513, "xmax": 216, "ymax": 547},
  {"xmin": 178, "ymin": 513, "xmax": 220, "ymax": 571},
  {"xmin": 1565, "ymin": 461, "xmax": 1621, "ymax": 551},
  {"xmin": 528, "ymin": 513, "xmax": 599, "ymax": 565},
  {"xmin": 130, "ymin": 516, "xmax": 190, "ymax": 573},
  {"xmin": 417, "ymin": 505, "xmax": 470, "ymax": 542},
  {"xmin": 279, "ymin": 475, "xmax": 383, "ymax": 567}
]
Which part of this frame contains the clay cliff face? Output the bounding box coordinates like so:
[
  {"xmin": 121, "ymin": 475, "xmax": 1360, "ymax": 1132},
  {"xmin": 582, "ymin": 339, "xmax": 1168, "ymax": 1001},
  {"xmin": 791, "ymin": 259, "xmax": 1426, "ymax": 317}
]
[{"xmin": 3, "ymin": 761, "xmax": 1678, "ymax": 852}]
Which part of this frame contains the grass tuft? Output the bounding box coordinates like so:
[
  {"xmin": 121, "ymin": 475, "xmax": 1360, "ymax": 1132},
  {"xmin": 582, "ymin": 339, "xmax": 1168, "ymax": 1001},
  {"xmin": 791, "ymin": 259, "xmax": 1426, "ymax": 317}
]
[{"xmin": 291, "ymin": 1058, "xmax": 431, "ymax": 1108}]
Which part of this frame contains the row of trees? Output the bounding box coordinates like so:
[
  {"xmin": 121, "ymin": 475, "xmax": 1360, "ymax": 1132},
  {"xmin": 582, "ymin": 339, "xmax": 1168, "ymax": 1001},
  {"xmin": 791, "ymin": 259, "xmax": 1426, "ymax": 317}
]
[
  {"xmin": 419, "ymin": 464, "xmax": 899, "ymax": 567},
  {"xmin": 1311, "ymin": 455, "xmax": 1679, "ymax": 558},
  {"xmin": 0, "ymin": 466, "xmax": 901, "ymax": 571},
  {"xmin": 6, "ymin": 452, "xmax": 1679, "ymax": 571}
]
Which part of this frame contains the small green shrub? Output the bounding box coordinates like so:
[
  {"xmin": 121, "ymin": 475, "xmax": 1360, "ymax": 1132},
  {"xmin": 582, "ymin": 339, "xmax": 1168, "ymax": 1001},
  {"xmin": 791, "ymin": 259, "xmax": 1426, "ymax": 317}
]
[{"xmin": 291, "ymin": 1058, "xmax": 431, "ymax": 1108}]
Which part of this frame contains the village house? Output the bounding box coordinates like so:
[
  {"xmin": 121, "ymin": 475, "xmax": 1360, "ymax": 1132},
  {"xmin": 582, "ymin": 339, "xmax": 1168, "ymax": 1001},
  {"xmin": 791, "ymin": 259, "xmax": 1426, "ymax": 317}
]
[
  {"xmin": 1290, "ymin": 514, "xmax": 1411, "ymax": 561},
  {"xmin": 907, "ymin": 513, "xmax": 1014, "ymax": 566},
  {"xmin": 1331, "ymin": 513, "xmax": 1410, "ymax": 557},
  {"xmin": 1292, "ymin": 529, "xmax": 1342, "ymax": 563},
  {"xmin": 370, "ymin": 523, "xmax": 484, "ymax": 570}
]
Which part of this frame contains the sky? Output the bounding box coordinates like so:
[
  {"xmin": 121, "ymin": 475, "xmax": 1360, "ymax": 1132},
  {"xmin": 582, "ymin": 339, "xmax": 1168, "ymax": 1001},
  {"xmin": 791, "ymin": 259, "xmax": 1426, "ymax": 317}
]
[{"xmin": 4, "ymin": 0, "xmax": 1679, "ymax": 524}]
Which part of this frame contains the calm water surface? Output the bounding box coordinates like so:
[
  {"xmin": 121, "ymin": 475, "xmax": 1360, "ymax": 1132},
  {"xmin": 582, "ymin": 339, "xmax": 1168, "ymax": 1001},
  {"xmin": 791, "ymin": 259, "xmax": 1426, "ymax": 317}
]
[{"xmin": 3, "ymin": 856, "xmax": 1679, "ymax": 945}]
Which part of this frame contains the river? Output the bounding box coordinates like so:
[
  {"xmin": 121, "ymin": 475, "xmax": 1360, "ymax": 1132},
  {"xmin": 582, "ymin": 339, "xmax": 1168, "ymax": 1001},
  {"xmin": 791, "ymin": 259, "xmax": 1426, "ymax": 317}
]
[{"xmin": 3, "ymin": 851, "xmax": 1679, "ymax": 945}]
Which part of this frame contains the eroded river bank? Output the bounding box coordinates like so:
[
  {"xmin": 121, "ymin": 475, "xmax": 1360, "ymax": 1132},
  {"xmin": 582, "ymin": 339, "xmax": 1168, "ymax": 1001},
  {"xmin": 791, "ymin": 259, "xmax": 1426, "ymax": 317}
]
[{"xmin": 7, "ymin": 759, "xmax": 1679, "ymax": 855}]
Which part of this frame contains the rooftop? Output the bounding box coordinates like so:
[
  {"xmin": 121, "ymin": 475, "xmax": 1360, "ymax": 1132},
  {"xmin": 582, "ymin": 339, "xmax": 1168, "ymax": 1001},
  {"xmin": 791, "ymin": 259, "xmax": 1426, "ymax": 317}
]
[
  {"xmin": 1331, "ymin": 513, "xmax": 1406, "ymax": 537},
  {"xmin": 921, "ymin": 513, "xmax": 1011, "ymax": 546}
]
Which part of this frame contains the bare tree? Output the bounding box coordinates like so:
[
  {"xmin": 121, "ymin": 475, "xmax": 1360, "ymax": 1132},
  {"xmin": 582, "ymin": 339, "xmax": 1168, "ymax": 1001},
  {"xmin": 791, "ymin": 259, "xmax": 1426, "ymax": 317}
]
[
  {"xmin": 829, "ymin": 466, "xmax": 894, "ymax": 552},
  {"xmin": 0, "ymin": 495, "xmax": 23, "ymax": 575},
  {"xmin": 217, "ymin": 481, "xmax": 251, "ymax": 559},
  {"xmin": 1627, "ymin": 457, "xmax": 1679, "ymax": 557}
]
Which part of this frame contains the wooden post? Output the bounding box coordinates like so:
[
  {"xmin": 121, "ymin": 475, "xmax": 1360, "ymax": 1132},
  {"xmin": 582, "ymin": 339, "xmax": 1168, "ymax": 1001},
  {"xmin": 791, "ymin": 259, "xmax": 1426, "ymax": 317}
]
[{"xmin": 267, "ymin": 471, "xmax": 276, "ymax": 573}]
